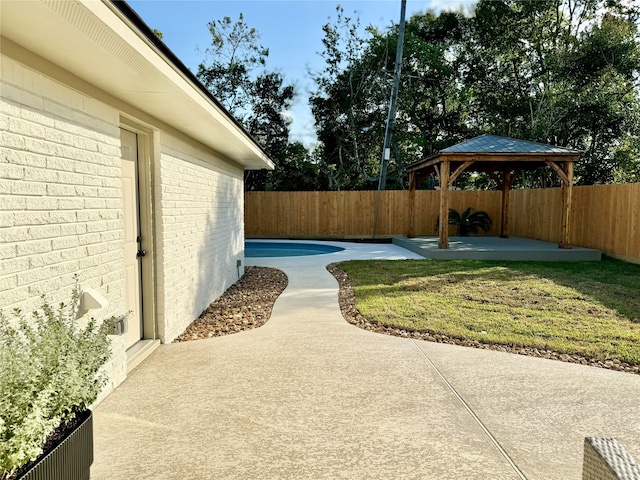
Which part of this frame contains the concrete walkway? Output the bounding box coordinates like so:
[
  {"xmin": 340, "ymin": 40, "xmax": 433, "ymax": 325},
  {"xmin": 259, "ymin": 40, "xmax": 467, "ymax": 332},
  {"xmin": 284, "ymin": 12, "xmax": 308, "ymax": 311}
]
[{"xmin": 92, "ymin": 241, "xmax": 640, "ymax": 480}]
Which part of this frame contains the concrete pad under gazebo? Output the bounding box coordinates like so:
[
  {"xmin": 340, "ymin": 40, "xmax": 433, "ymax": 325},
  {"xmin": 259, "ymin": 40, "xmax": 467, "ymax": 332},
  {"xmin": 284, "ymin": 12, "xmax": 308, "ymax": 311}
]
[
  {"xmin": 406, "ymin": 134, "xmax": 582, "ymax": 249},
  {"xmin": 392, "ymin": 236, "xmax": 602, "ymax": 262}
]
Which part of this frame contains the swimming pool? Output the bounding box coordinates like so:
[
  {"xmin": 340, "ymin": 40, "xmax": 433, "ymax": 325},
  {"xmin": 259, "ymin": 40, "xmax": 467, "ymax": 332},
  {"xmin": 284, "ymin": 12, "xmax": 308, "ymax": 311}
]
[{"xmin": 245, "ymin": 241, "xmax": 344, "ymax": 258}]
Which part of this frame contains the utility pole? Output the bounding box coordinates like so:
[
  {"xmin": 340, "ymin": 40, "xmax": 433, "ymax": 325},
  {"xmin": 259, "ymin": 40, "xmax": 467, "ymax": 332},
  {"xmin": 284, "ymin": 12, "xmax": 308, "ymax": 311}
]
[{"xmin": 373, "ymin": 0, "xmax": 407, "ymax": 237}]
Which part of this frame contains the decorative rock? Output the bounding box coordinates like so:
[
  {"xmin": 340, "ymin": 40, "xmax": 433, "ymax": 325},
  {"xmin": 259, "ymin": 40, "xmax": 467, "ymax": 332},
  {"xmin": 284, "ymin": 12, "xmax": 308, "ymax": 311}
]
[
  {"xmin": 173, "ymin": 267, "xmax": 288, "ymax": 343},
  {"xmin": 326, "ymin": 262, "xmax": 639, "ymax": 377}
]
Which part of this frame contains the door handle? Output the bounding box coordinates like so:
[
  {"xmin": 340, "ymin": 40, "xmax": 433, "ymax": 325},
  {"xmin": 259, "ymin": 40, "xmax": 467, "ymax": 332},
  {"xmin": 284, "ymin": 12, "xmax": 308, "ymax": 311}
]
[{"xmin": 136, "ymin": 250, "xmax": 146, "ymax": 258}]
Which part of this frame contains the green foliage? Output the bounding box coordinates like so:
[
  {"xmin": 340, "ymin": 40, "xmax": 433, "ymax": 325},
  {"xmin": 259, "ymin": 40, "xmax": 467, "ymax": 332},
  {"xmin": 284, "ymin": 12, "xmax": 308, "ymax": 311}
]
[
  {"xmin": 198, "ymin": 13, "xmax": 320, "ymax": 191},
  {"xmin": 310, "ymin": 0, "xmax": 640, "ymax": 189},
  {"xmin": 263, "ymin": 142, "xmax": 321, "ymax": 191},
  {"xmin": 197, "ymin": 14, "xmax": 269, "ymax": 118},
  {"xmin": 242, "ymin": 71, "xmax": 295, "ymax": 191},
  {"xmin": 612, "ymin": 134, "xmax": 640, "ymax": 183},
  {"xmin": 309, "ymin": 6, "xmax": 383, "ymax": 190},
  {"xmin": 0, "ymin": 284, "xmax": 125, "ymax": 477},
  {"xmin": 310, "ymin": 8, "xmax": 471, "ymax": 190},
  {"xmin": 458, "ymin": 0, "xmax": 640, "ymax": 186},
  {"xmin": 448, "ymin": 207, "xmax": 492, "ymax": 236},
  {"xmin": 198, "ymin": 2, "xmax": 639, "ymax": 190}
]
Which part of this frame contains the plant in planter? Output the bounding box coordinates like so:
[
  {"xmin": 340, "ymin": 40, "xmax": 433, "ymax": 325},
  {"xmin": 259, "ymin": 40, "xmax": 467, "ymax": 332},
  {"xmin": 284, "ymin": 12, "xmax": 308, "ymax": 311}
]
[
  {"xmin": 0, "ymin": 283, "xmax": 126, "ymax": 480},
  {"xmin": 448, "ymin": 207, "xmax": 492, "ymax": 236}
]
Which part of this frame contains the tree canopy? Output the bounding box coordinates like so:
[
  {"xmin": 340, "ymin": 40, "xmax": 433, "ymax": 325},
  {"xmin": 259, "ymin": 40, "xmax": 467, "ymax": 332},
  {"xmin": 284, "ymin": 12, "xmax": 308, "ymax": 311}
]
[
  {"xmin": 310, "ymin": 0, "xmax": 640, "ymax": 190},
  {"xmin": 199, "ymin": 1, "xmax": 640, "ymax": 191},
  {"xmin": 196, "ymin": 14, "xmax": 320, "ymax": 190}
]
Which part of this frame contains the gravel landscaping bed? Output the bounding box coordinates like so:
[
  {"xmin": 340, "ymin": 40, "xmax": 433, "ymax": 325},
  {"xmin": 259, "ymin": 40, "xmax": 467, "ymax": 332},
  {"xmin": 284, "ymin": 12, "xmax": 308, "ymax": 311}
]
[
  {"xmin": 174, "ymin": 267, "xmax": 287, "ymax": 342},
  {"xmin": 326, "ymin": 263, "xmax": 640, "ymax": 375}
]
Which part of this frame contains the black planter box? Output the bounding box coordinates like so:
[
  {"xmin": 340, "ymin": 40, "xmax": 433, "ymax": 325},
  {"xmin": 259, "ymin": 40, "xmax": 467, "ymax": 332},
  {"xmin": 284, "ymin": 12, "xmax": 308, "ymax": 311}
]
[{"xmin": 18, "ymin": 410, "xmax": 93, "ymax": 480}]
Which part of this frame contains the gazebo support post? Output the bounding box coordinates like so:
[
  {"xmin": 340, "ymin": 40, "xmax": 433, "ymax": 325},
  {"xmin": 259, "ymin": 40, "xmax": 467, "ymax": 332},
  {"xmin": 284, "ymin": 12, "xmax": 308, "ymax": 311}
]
[
  {"xmin": 438, "ymin": 161, "xmax": 450, "ymax": 249},
  {"xmin": 559, "ymin": 161, "xmax": 574, "ymax": 249},
  {"xmin": 404, "ymin": 136, "xmax": 583, "ymax": 253},
  {"xmin": 500, "ymin": 169, "xmax": 512, "ymax": 238},
  {"xmin": 408, "ymin": 171, "xmax": 416, "ymax": 238}
]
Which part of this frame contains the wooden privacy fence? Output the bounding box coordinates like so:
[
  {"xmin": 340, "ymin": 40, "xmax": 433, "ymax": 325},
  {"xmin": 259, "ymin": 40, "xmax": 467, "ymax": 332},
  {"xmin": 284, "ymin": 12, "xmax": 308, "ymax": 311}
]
[
  {"xmin": 245, "ymin": 183, "xmax": 640, "ymax": 261},
  {"xmin": 509, "ymin": 183, "xmax": 640, "ymax": 262},
  {"xmin": 245, "ymin": 190, "xmax": 502, "ymax": 238}
]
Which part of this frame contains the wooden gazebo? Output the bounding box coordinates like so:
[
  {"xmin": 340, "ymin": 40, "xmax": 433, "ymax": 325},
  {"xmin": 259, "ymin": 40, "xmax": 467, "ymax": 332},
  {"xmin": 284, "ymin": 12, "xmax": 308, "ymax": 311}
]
[{"xmin": 406, "ymin": 135, "xmax": 582, "ymax": 249}]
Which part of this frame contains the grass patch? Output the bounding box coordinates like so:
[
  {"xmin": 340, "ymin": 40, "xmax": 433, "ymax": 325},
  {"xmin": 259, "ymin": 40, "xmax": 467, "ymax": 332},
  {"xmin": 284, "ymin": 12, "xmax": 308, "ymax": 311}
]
[{"xmin": 338, "ymin": 257, "xmax": 640, "ymax": 365}]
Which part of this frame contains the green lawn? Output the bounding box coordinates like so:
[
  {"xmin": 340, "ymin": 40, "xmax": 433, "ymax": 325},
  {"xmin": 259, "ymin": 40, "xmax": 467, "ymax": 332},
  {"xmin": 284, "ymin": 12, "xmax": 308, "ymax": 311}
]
[{"xmin": 338, "ymin": 258, "xmax": 640, "ymax": 365}]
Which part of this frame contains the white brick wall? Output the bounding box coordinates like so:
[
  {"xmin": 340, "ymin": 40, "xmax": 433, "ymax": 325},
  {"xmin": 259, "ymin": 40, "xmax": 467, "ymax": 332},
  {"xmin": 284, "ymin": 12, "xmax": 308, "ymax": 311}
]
[
  {"xmin": 155, "ymin": 132, "xmax": 245, "ymax": 342},
  {"xmin": 2, "ymin": 52, "xmax": 251, "ymax": 397},
  {"xmin": 1, "ymin": 54, "xmax": 127, "ymax": 397}
]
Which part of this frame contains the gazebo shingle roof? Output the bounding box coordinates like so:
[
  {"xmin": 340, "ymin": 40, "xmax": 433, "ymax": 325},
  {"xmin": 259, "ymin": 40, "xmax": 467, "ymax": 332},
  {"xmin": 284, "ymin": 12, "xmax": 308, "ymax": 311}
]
[{"xmin": 440, "ymin": 134, "xmax": 582, "ymax": 155}]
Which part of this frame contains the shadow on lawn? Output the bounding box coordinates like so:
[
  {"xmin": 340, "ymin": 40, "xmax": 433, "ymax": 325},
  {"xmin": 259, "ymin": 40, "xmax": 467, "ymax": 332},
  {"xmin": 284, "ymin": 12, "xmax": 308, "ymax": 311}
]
[
  {"xmin": 346, "ymin": 257, "xmax": 640, "ymax": 324},
  {"xmin": 504, "ymin": 257, "xmax": 640, "ymax": 323}
]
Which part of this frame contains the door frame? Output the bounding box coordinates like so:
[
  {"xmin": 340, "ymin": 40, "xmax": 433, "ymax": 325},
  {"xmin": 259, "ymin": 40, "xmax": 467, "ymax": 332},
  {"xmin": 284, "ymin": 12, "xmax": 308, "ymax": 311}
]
[{"xmin": 120, "ymin": 116, "xmax": 157, "ymax": 344}]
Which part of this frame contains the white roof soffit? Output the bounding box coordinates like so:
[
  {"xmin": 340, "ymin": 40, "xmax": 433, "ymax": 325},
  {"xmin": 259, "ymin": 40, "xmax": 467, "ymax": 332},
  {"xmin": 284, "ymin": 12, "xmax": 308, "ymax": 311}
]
[{"xmin": 0, "ymin": 0, "xmax": 274, "ymax": 171}]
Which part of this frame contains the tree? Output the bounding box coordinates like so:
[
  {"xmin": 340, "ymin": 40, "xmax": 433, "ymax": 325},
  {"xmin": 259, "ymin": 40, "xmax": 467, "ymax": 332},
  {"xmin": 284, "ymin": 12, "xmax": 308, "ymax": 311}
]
[
  {"xmin": 462, "ymin": 0, "xmax": 640, "ymax": 186},
  {"xmin": 197, "ymin": 14, "xmax": 268, "ymax": 120},
  {"xmin": 612, "ymin": 134, "xmax": 640, "ymax": 183},
  {"xmin": 562, "ymin": 13, "xmax": 640, "ymax": 184},
  {"xmin": 198, "ymin": 14, "xmax": 318, "ymax": 191},
  {"xmin": 381, "ymin": 11, "xmax": 472, "ymax": 187},
  {"xmin": 266, "ymin": 142, "xmax": 322, "ymax": 191},
  {"xmin": 242, "ymin": 71, "xmax": 295, "ymax": 191},
  {"xmin": 310, "ymin": 6, "xmax": 381, "ymax": 190},
  {"xmin": 311, "ymin": 1, "xmax": 640, "ymax": 190},
  {"xmin": 310, "ymin": 8, "xmax": 471, "ymax": 190}
]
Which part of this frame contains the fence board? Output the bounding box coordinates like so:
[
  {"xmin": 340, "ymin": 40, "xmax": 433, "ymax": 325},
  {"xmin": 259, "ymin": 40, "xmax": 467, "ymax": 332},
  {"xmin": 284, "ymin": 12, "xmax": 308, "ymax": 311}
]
[{"xmin": 245, "ymin": 184, "xmax": 640, "ymax": 261}]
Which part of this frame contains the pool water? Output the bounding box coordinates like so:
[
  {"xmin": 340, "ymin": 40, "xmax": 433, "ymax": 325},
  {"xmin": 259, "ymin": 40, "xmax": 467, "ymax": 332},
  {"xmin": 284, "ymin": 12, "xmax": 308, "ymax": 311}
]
[{"xmin": 245, "ymin": 241, "xmax": 344, "ymax": 258}]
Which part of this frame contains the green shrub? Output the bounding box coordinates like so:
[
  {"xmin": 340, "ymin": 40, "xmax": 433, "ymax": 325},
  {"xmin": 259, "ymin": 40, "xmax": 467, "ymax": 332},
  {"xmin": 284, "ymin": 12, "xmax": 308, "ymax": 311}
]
[
  {"xmin": 448, "ymin": 207, "xmax": 492, "ymax": 236},
  {"xmin": 0, "ymin": 284, "xmax": 126, "ymax": 478}
]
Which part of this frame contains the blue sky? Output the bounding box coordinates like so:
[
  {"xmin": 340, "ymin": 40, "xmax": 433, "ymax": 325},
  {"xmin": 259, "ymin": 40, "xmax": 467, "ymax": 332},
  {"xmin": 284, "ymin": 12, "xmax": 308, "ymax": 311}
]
[{"xmin": 128, "ymin": 0, "xmax": 476, "ymax": 146}]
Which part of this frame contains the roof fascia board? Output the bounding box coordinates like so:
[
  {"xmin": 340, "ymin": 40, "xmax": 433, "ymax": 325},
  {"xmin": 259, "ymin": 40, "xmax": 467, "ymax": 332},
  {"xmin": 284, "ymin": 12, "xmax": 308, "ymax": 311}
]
[
  {"xmin": 95, "ymin": 0, "xmax": 273, "ymax": 170},
  {"xmin": 1, "ymin": 37, "xmax": 247, "ymax": 174},
  {"xmin": 106, "ymin": 1, "xmax": 243, "ymax": 135},
  {"xmin": 406, "ymin": 155, "xmax": 441, "ymax": 172},
  {"xmin": 0, "ymin": 0, "xmax": 271, "ymax": 169}
]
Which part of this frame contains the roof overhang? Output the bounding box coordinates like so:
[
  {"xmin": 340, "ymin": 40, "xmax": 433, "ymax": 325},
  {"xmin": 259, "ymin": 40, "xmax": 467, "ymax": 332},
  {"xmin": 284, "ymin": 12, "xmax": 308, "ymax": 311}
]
[{"xmin": 0, "ymin": 0, "xmax": 274, "ymax": 171}]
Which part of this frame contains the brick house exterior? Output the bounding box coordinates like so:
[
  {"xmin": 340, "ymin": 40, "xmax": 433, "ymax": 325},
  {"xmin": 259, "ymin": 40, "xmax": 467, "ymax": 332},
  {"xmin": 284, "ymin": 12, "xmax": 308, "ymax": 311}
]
[{"xmin": 0, "ymin": 0, "xmax": 273, "ymax": 400}]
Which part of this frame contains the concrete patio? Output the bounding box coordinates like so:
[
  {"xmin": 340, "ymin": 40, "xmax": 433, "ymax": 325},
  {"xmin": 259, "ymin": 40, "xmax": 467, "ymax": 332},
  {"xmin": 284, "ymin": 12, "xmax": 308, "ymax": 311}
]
[
  {"xmin": 92, "ymin": 241, "xmax": 638, "ymax": 480},
  {"xmin": 393, "ymin": 235, "xmax": 602, "ymax": 261}
]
